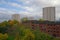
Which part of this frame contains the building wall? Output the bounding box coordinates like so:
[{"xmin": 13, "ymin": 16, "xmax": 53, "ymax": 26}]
[
  {"xmin": 22, "ymin": 21, "xmax": 60, "ymax": 37},
  {"xmin": 39, "ymin": 24, "xmax": 60, "ymax": 37},
  {"xmin": 43, "ymin": 7, "xmax": 55, "ymax": 21},
  {"xmin": 12, "ymin": 14, "xmax": 20, "ymax": 22}
]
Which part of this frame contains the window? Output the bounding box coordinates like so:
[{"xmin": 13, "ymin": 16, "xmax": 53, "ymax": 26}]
[
  {"xmin": 52, "ymin": 34, "xmax": 56, "ymax": 37},
  {"xmin": 56, "ymin": 31, "xmax": 59, "ymax": 33},
  {"xmin": 32, "ymin": 26, "xmax": 35, "ymax": 29},
  {"xmin": 48, "ymin": 30, "xmax": 50, "ymax": 32},
  {"xmin": 32, "ymin": 24, "xmax": 34, "ymax": 26},
  {"xmin": 53, "ymin": 28, "xmax": 55, "ymax": 30},
  {"xmin": 54, "ymin": 31, "xmax": 55, "ymax": 32}
]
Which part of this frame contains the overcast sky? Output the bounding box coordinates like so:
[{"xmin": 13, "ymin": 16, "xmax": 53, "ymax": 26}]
[{"xmin": 0, "ymin": 0, "xmax": 60, "ymax": 20}]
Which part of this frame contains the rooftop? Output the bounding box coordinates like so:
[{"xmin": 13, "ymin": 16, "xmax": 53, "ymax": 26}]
[{"xmin": 22, "ymin": 20, "xmax": 60, "ymax": 25}]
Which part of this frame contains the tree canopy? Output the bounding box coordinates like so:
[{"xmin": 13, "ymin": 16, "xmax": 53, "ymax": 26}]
[{"xmin": 0, "ymin": 20, "xmax": 60, "ymax": 40}]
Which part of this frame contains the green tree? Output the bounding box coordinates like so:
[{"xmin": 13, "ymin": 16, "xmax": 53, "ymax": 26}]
[
  {"xmin": 33, "ymin": 26, "xmax": 54, "ymax": 40},
  {"xmin": 22, "ymin": 29, "xmax": 35, "ymax": 40},
  {"xmin": 21, "ymin": 17, "xmax": 28, "ymax": 22},
  {"xmin": 39, "ymin": 18, "xmax": 45, "ymax": 21}
]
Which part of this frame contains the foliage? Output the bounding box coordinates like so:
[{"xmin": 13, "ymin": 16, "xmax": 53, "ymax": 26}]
[
  {"xmin": 39, "ymin": 18, "xmax": 45, "ymax": 21},
  {"xmin": 21, "ymin": 17, "xmax": 28, "ymax": 21},
  {"xmin": 21, "ymin": 29, "xmax": 35, "ymax": 40},
  {"xmin": 0, "ymin": 33, "xmax": 8, "ymax": 40},
  {"xmin": 0, "ymin": 20, "xmax": 60, "ymax": 40}
]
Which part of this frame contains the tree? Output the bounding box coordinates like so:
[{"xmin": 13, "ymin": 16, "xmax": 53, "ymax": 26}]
[
  {"xmin": 0, "ymin": 33, "xmax": 8, "ymax": 40},
  {"xmin": 33, "ymin": 26, "xmax": 54, "ymax": 40},
  {"xmin": 21, "ymin": 17, "xmax": 28, "ymax": 22},
  {"xmin": 19, "ymin": 28, "xmax": 35, "ymax": 40},
  {"xmin": 0, "ymin": 21, "xmax": 8, "ymax": 34},
  {"xmin": 39, "ymin": 18, "xmax": 45, "ymax": 21}
]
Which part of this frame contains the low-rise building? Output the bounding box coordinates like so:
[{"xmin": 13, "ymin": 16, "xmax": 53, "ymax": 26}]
[{"xmin": 22, "ymin": 20, "xmax": 60, "ymax": 37}]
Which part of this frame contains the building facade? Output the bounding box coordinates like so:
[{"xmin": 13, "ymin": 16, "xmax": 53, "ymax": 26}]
[
  {"xmin": 12, "ymin": 14, "xmax": 20, "ymax": 22},
  {"xmin": 22, "ymin": 20, "xmax": 60, "ymax": 37},
  {"xmin": 43, "ymin": 7, "xmax": 55, "ymax": 21}
]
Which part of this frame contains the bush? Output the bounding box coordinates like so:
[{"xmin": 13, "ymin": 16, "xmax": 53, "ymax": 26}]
[{"xmin": 0, "ymin": 33, "xmax": 8, "ymax": 40}]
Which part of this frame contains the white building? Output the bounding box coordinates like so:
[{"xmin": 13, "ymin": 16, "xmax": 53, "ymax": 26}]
[
  {"xmin": 43, "ymin": 7, "xmax": 55, "ymax": 21},
  {"xmin": 12, "ymin": 14, "xmax": 20, "ymax": 22}
]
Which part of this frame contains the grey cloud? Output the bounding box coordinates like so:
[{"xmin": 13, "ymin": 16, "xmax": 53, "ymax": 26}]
[
  {"xmin": 30, "ymin": 0, "xmax": 60, "ymax": 20},
  {"xmin": 0, "ymin": 0, "xmax": 60, "ymax": 21}
]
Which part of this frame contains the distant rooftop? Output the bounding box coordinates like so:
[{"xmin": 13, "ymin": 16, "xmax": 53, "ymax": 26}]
[{"xmin": 22, "ymin": 20, "xmax": 60, "ymax": 25}]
